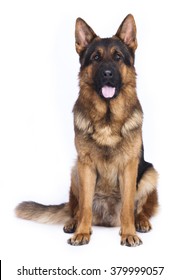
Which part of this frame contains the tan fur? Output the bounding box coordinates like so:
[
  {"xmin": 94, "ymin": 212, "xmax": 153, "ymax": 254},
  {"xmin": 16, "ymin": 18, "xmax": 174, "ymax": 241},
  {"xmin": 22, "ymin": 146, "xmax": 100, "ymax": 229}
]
[
  {"xmin": 136, "ymin": 167, "xmax": 159, "ymax": 214},
  {"xmin": 121, "ymin": 109, "xmax": 143, "ymax": 137},
  {"xmin": 74, "ymin": 111, "xmax": 93, "ymax": 134}
]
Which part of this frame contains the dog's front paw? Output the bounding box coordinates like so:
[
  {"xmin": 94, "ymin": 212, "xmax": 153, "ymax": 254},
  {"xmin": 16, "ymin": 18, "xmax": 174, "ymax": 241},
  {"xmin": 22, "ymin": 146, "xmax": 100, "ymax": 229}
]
[
  {"xmin": 67, "ymin": 233, "xmax": 91, "ymax": 246},
  {"xmin": 121, "ymin": 234, "xmax": 142, "ymax": 247}
]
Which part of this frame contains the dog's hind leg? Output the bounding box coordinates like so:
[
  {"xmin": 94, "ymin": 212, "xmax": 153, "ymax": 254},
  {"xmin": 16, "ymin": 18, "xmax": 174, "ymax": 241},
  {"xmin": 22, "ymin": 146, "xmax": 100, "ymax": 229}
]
[
  {"xmin": 135, "ymin": 166, "xmax": 158, "ymax": 233},
  {"xmin": 63, "ymin": 218, "xmax": 78, "ymax": 233}
]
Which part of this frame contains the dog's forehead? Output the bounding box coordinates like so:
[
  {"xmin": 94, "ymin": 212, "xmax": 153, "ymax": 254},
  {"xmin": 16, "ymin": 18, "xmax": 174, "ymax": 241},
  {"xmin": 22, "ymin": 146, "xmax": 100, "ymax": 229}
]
[{"xmin": 88, "ymin": 37, "xmax": 127, "ymax": 53}]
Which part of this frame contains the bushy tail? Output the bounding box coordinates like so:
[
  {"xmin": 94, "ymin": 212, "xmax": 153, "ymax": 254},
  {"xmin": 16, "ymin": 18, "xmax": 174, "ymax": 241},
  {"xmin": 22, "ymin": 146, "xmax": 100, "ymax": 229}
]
[{"xmin": 15, "ymin": 201, "xmax": 71, "ymax": 224}]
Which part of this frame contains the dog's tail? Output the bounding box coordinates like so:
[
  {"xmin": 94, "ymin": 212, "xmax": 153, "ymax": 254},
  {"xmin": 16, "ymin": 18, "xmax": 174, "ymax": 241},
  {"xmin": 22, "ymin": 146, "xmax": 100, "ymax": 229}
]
[{"xmin": 15, "ymin": 201, "xmax": 71, "ymax": 224}]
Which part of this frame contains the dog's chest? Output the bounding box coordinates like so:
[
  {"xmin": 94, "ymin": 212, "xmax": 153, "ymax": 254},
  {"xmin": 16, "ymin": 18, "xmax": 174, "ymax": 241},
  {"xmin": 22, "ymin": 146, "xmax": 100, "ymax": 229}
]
[
  {"xmin": 92, "ymin": 123, "xmax": 121, "ymax": 147},
  {"xmin": 74, "ymin": 110, "xmax": 122, "ymax": 147}
]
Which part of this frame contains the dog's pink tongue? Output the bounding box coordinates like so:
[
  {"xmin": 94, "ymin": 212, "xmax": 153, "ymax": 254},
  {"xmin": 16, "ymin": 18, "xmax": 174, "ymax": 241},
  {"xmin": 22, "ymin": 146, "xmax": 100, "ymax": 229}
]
[{"xmin": 102, "ymin": 86, "xmax": 115, "ymax": 98}]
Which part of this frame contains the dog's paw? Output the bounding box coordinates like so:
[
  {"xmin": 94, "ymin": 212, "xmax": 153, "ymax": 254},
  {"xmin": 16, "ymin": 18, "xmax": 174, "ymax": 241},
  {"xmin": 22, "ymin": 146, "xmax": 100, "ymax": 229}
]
[
  {"xmin": 67, "ymin": 233, "xmax": 91, "ymax": 246},
  {"xmin": 63, "ymin": 220, "xmax": 77, "ymax": 234},
  {"xmin": 135, "ymin": 215, "xmax": 152, "ymax": 233},
  {"xmin": 121, "ymin": 234, "xmax": 142, "ymax": 247}
]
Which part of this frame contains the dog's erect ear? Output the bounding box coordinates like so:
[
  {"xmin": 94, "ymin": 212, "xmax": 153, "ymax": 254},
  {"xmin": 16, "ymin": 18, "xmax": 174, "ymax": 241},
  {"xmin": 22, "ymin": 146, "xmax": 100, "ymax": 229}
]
[
  {"xmin": 75, "ymin": 18, "xmax": 97, "ymax": 55},
  {"xmin": 115, "ymin": 14, "xmax": 137, "ymax": 51}
]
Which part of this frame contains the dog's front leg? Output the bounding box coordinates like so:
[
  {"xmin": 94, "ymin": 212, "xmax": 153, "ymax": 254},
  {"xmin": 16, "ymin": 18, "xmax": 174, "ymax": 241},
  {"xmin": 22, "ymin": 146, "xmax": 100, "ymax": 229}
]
[
  {"xmin": 119, "ymin": 159, "xmax": 142, "ymax": 247},
  {"xmin": 68, "ymin": 160, "xmax": 96, "ymax": 246}
]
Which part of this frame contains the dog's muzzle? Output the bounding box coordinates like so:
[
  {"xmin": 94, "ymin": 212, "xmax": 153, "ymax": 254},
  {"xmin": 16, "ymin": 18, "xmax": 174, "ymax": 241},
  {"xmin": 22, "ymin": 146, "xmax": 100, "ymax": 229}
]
[{"xmin": 93, "ymin": 64, "xmax": 122, "ymax": 99}]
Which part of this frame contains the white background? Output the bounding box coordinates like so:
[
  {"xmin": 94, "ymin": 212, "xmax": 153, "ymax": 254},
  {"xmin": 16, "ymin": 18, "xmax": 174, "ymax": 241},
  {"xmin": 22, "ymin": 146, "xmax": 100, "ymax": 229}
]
[{"xmin": 0, "ymin": 0, "xmax": 180, "ymax": 279}]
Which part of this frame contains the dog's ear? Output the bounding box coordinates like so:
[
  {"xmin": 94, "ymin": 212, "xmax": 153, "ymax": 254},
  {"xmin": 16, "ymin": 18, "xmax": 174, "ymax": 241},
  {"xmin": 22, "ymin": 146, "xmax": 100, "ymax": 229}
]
[
  {"xmin": 75, "ymin": 18, "xmax": 97, "ymax": 55},
  {"xmin": 115, "ymin": 14, "xmax": 137, "ymax": 51}
]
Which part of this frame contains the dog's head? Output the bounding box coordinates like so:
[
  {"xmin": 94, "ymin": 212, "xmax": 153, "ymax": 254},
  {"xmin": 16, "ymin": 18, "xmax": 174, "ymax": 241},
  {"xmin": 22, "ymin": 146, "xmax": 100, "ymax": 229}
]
[{"xmin": 75, "ymin": 14, "xmax": 137, "ymax": 100}]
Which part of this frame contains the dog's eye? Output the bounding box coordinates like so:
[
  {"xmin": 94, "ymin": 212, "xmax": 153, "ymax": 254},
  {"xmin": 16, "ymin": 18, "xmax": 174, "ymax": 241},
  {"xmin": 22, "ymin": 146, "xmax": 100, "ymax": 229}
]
[
  {"xmin": 114, "ymin": 53, "xmax": 122, "ymax": 61},
  {"xmin": 92, "ymin": 54, "xmax": 101, "ymax": 62}
]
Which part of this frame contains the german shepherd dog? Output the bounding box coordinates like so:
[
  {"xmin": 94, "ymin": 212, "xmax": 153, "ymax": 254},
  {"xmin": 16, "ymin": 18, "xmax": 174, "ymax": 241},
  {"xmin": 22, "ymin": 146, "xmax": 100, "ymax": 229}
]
[{"xmin": 16, "ymin": 14, "xmax": 158, "ymax": 246}]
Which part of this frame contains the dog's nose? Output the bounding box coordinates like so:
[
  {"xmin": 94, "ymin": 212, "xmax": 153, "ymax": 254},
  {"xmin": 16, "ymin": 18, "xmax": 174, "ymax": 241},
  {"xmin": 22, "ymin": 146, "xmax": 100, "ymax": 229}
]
[{"xmin": 103, "ymin": 70, "xmax": 113, "ymax": 78}]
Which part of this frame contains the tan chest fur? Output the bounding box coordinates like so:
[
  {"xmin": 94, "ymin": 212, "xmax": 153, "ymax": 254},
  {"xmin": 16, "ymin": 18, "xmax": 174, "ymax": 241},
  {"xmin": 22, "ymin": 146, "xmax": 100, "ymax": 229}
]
[
  {"xmin": 75, "ymin": 125, "xmax": 141, "ymax": 195},
  {"xmin": 92, "ymin": 123, "xmax": 121, "ymax": 147},
  {"xmin": 73, "ymin": 90, "xmax": 143, "ymax": 198}
]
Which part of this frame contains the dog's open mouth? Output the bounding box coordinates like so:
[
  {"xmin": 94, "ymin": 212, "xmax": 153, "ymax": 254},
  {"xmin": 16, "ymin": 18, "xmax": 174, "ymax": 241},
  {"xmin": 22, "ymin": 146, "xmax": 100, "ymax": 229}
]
[{"xmin": 101, "ymin": 86, "xmax": 116, "ymax": 99}]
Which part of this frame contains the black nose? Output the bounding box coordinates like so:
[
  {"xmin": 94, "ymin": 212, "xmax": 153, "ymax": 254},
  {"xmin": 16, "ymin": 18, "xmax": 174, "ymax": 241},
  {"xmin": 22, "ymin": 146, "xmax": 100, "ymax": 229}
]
[{"xmin": 103, "ymin": 70, "xmax": 113, "ymax": 78}]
